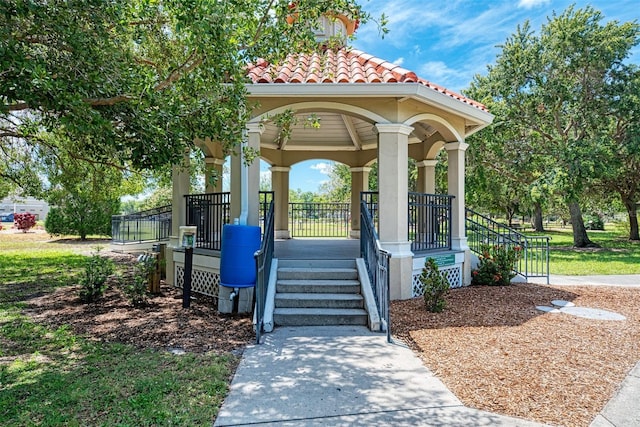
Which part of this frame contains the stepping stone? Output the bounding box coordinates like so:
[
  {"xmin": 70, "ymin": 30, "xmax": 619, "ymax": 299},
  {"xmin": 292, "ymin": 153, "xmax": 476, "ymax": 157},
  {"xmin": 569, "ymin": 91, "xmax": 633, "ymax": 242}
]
[
  {"xmin": 560, "ymin": 306, "xmax": 626, "ymax": 321},
  {"xmin": 536, "ymin": 305, "xmax": 561, "ymax": 313},
  {"xmin": 551, "ymin": 300, "xmax": 575, "ymax": 308}
]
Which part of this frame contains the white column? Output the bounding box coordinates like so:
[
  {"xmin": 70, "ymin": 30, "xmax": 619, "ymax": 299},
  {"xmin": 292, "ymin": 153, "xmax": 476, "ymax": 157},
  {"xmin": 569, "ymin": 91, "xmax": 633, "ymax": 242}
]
[
  {"xmin": 246, "ymin": 123, "xmax": 263, "ymax": 226},
  {"xmin": 271, "ymin": 166, "xmax": 291, "ymax": 239},
  {"xmin": 376, "ymin": 123, "xmax": 414, "ymax": 300},
  {"xmin": 230, "ymin": 146, "xmax": 241, "ymax": 221},
  {"xmin": 416, "ymin": 159, "xmax": 438, "ymax": 194},
  {"xmin": 349, "ymin": 166, "xmax": 371, "ymax": 239},
  {"xmin": 445, "ymin": 141, "xmax": 471, "ymax": 284},
  {"xmin": 166, "ymin": 152, "xmax": 190, "ymax": 286}
]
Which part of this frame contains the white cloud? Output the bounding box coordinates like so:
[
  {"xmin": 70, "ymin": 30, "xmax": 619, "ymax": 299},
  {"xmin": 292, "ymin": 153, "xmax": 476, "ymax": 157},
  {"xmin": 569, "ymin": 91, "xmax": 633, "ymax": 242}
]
[
  {"xmin": 310, "ymin": 162, "xmax": 333, "ymax": 175},
  {"xmin": 517, "ymin": 0, "xmax": 551, "ymax": 9},
  {"xmin": 393, "ymin": 57, "xmax": 404, "ymax": 66},
  {"xmin": 419, "ymin": 61, "xmax": 455, "ymax": 82}
]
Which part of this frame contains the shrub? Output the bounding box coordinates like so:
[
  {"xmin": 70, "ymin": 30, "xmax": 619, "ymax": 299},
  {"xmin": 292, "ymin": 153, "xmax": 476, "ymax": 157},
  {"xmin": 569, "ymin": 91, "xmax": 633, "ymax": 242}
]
[
  {"xmin": 471, "ymin": 244, "xmax": 522, "ymax": 286},
  {"xmin": 121, "ymin": 256, "xmax": 155, "ymax": 307},
  {"xmin": 585, "ymin": 213, "xmax": 605, "ymax": 230},
  {"xmin": 419, "ymin": 257, "xmax": 450, "ymax": 312},
  {"xmin": 14, "ymin": 212, "xmax": 36, "ymax": 232},
  {"xmin": 45, "ymin": 207, "xmax": 72, "ymax": 236},
  {"xmin": 79, "ymin": 248, "xmax": 114, "ymax": 303}
]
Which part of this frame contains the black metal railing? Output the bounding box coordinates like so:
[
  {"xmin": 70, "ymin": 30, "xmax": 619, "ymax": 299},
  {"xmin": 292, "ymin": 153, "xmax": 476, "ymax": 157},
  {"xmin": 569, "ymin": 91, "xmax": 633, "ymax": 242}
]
[
  {"xmin": 360, "ymin": 200, "xmax": 391, "ymax": 343},
  {"xmin": 254, "ymin": 198, "xmax": 275, "ymax": 344},
  {"xmin": 409, "ymin": 192, "xmax": 453, "ymax": 253},
  {"xmin": 259, "ymin": 191, "xmax": 274, "ymax": 233},
  {"xmin": 289, "ymin": 202, "xmax": 350, "ymax": 237},
  {"xmin": 111, "ymin": 205, "xmax": 172, "ymax": 244},
  {"xmin": 360, "ymin": 191, "xmax": 379, "ymax": 230},
  {"xmin": 466, "ymin": 208, "xmax": 550, "ymax": 282},
  {"xmin": 185, "ymin": 192, "xmax": 231, "ymax": 250},
  {"xmin": 185, "ymin": 191, "xmax": 274, "ymax": 251},
  {"xmin": 361, "ymin": 191, "xmax": 453, "ymax": 253}
]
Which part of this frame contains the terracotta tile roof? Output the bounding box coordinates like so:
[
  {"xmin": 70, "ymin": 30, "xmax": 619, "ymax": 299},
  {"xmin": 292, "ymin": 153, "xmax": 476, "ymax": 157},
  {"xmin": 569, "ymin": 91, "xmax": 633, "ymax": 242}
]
[{"xmin": 246, "ymin": 48, "xmax": 488, "ymax": 112}]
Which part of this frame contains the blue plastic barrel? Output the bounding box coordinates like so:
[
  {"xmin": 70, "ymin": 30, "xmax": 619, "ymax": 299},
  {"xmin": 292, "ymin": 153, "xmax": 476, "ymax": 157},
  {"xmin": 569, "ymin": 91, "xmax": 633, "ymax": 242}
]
[{"xmin": 220, "ymin": 224, "xmax": 261, "ymax": 288}]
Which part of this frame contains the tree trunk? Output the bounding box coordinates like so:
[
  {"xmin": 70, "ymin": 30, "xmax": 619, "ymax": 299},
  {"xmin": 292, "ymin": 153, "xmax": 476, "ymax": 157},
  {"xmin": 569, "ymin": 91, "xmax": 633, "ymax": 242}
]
[
  {"xmin": 622, "ymin": 196, "xmax": 640, "ymax": 241},
  {"xmin": 532, "ymin": 202, "xmax": 545, "ymax": 232},
  {"xmin": 506, "ymin": 208, "xmax": 515, "ymax": 227},
  {"xmin": 568, "ymin": 200, "xmax": 599, "ymax": 247}
]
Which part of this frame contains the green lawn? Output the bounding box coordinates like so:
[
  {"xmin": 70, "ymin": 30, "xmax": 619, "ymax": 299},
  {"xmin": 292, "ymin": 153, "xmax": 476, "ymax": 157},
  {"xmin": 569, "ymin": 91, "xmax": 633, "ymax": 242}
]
[
  {"xmin": 533, "ymin": 225, "xmax": 640, "ymax": 275},
  {"xmin": 0, "ymin": 234, "xmax": 235, "ymax": 426}
]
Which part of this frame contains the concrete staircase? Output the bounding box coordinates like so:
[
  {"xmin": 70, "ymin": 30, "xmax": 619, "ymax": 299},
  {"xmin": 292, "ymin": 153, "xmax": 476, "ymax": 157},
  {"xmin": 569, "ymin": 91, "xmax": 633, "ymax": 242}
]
[{"xmin": 273, "ymin": 259, "xmax": 368, "ymax": 326}]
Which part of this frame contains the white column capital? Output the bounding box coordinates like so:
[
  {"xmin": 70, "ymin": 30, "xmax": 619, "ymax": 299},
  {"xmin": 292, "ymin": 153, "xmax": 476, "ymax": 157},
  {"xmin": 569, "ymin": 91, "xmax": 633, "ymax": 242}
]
[
  {"xmin": 350, "ymin": 166, "xmax": 372, "ymax": 173},
  {"xmin": 205, "ymin": 157, "xmax": 225, "ymax": 166},
  {"xmin": 375, "ymin": 123, "xmax": 414, "ymax": 136},
  {"xmin": 416, "ymin": 159, "xmax": 438, "ymax": 168},
  {"xmin": 246, "ymin": 122, "xmax": 264, "ymax": 135},
  {"xmin": 270, "ymin": 166, "xmax": 291, "ymax": 173},
  {"xmin": 444, "ymin": 141, "xmax": 469, "ymax": 152}
]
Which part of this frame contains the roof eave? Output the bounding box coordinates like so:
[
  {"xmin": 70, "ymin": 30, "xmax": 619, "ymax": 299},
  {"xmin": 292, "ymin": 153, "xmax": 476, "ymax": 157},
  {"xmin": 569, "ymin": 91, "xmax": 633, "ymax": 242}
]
[{"xmin": 246, "ymin": 82, "xmax": 494, "ymax": 136}]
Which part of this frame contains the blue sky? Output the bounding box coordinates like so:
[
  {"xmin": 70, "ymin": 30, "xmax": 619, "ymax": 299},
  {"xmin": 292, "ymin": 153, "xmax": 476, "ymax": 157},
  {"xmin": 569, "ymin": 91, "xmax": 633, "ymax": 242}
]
[{"xmin": 270, "ymin": 0, "xmax": 640, "ymax": 193}]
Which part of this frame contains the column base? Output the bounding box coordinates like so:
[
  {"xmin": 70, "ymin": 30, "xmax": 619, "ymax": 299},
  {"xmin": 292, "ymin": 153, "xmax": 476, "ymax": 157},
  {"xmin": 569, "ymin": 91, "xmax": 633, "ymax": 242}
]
[
  {"xmin": 380, "ymin": 240, "xmax": 414, "ymax": 300},
  {"xmin": 275, "ymin": 230, "xmax": 291, "ymax": 239},
  {"xmin": 451, "ymin": 237, "xmax": 472, "ymax": 286},
  {"xmin": 165, "ymin": 236, "xmax": 180, "ymax": 286}
]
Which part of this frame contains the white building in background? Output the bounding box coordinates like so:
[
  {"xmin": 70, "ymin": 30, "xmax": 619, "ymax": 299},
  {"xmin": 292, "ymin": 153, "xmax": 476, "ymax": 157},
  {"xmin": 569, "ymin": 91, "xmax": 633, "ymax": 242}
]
[{"xmin": 0, "ymin": 196, "xmax": 49, "ymax": 220}]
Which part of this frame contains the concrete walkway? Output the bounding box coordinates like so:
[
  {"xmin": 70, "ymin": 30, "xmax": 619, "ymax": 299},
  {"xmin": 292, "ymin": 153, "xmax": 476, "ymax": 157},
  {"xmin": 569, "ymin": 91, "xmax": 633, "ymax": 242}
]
[
  {"xmin": 529, "ymin": 274, "xmax": 640, "ymax": 287},
  {"xmin": 214, "ymin": 275, "xmax": 640, "ymax": 426},
  {"xmin": 214, "ymin": 326, "xmax": 546, "ymax": 426}
]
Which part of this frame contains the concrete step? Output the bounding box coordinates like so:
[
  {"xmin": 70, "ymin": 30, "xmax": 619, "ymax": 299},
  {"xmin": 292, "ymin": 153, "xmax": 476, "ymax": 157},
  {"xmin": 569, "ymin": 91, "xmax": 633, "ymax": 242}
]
[
  {"xmin": 278, "ymin": 259, "xmax": 356, "ymax": 269},
  {"xmin": 277, "ymin": 267, "xmax": 358, "ymax": 281},
  {"xmin": 276, "ymin": 279, "xmax": 361, "ymax": 294},
  {"xmin": 273, "ymin": 308, "xmax": 368, "ymax": 326},
  {"xmin": 275, "ymin": 292, "xmax": 364, "ymax": 309}
]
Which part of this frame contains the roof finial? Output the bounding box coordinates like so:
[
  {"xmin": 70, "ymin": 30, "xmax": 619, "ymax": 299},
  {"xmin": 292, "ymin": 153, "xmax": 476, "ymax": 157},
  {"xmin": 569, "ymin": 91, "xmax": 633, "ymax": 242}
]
[{"xmin": 286, "ymin": 2, "xmax": 359, "ymax": 48}]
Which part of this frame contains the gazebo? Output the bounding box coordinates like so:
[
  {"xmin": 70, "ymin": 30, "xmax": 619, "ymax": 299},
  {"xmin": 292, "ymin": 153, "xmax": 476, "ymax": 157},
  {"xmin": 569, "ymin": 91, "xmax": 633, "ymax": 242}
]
[{"xmin": 166, "ymin": 13, "xmax": 493, "ymax": 317}]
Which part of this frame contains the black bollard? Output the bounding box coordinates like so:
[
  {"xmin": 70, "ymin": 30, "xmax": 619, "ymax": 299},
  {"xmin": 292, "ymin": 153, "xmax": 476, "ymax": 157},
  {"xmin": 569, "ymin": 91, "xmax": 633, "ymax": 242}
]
[{"xmin": 183, "ymin": 246, "xmax": 193, "ymax": 308}]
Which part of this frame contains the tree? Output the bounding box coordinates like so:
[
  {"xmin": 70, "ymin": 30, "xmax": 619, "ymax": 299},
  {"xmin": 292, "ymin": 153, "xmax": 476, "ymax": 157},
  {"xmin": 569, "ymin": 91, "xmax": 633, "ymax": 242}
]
[
  {"xmin": 1, "ymin": 0, "xmax": 379, "ymax": 193},
  {"xmin": 596, "ymin": 65, "xmax": 640, "ymax": 240},
  {"xmin": 43, "ymin": 149, "xmax": 127, "ymax": 240},
  {"xmin": 466, "ymin": 6, "xmax": 639, "ymax": 246}
]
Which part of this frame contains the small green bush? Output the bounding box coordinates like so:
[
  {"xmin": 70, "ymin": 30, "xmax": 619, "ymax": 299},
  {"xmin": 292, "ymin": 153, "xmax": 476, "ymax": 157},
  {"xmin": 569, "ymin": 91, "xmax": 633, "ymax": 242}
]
[
  {"xmin": 419, "ymin": 257, "xmax": 450, "ymax": 312},
  {"xmin": 471, "ymin": 244, "xmax": 522, "ymax": 286},
  {"xmin": 79, "ymin": 249, "xmax": 114, "ymax": 303},
  {"xmin": 585, "ymin": 213, "xmax": 605, "ymax": 230},
  {"xmin": 121, "ymin": 256, "xmax": 155, "ymax": 307}
]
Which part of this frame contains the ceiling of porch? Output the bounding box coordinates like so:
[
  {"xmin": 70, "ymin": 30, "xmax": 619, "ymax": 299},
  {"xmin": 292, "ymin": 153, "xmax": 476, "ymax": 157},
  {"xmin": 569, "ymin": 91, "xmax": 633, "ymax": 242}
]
[{"xmin": 259, "ymin": 111, "xmax": 437, "ymax": 152}]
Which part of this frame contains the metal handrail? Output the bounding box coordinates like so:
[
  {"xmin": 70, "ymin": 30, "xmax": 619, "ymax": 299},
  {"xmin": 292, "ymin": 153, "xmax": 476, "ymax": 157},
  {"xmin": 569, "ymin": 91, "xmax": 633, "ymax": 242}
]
[
  {"xmin": 361, "ymin": 191, "xmax": 454, "ymax": 253},
  {"xmin": 409, "ymin": 192, "xmax": 454, "ymax": 252},
  {"xmin": 360, "ymin": 199, "xmax": 391, "ymax": 343},
  {"xmin": 254, "ymin": 199, "xmax": 275, "ymax": 344},
  {"xmin": 466, "ymin": 208, "xmax": 550, "ymax": 283},
  {"xmin": 111, "ymin": 205, "xmax": 172, "ymax": 244},
  {"xmin": 288, "ymin": 202, "xmax": 350, "ymax": 237}
]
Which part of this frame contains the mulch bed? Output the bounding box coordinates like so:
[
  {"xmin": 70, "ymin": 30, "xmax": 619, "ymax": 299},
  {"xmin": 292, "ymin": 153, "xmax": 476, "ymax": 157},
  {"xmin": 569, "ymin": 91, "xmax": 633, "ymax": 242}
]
[
  {"xmin": 392, "ymin": 284, "xmax": 640, "ymax": 427},
  {"xmin": 25, "ymin": 253, "xmax": 254, "ymax": 355}
]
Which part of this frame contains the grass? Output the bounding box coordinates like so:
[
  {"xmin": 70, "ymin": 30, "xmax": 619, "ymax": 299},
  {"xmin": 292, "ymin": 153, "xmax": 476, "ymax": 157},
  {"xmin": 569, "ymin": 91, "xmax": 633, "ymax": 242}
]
[
  {"xmin": 0, "ymin": 232, "xmax": 236, "ymax": 426},
  {"xmin": 530, "ymin": 224, "xmax": 640, "ymax": 275}
]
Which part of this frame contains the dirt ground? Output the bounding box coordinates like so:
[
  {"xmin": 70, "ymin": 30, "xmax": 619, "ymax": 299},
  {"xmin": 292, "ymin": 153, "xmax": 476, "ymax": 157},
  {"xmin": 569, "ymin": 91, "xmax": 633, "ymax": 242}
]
[{"xmin": 7, "ymin": 230, "xmax": 640, "ymax": 426}]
